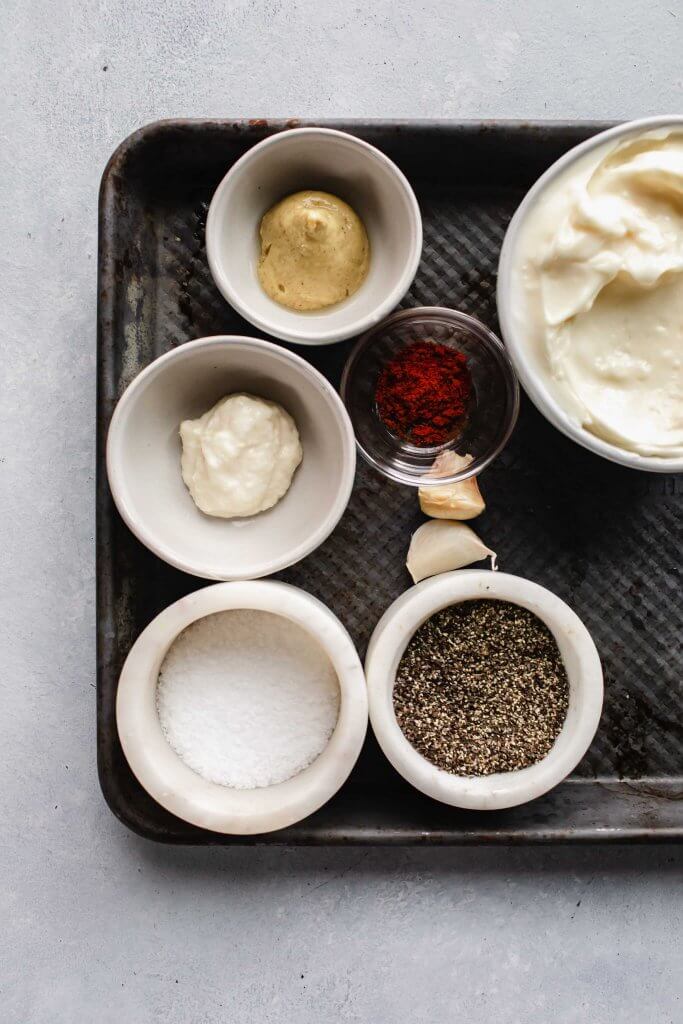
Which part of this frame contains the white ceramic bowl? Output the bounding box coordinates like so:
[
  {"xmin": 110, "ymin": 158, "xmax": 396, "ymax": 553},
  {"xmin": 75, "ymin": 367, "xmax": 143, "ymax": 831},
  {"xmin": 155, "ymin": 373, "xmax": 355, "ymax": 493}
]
[
  {"xmin": 106, "ymin": 335, "xmax": 356, "ymax": 580},
  {"xmin": 116, "ymin": 581, "xmax": 368, "ymax": 835},
  {"xmin": 206, "ymin": 127, "xmax": 422, "ymax": 345},
  {"xmin": 498, "ymin": 115, "xmax": 683, "ymax": 473},
  {"xmin": 366, "ymin": 571, "xmax": 603, "ymax": 811}
]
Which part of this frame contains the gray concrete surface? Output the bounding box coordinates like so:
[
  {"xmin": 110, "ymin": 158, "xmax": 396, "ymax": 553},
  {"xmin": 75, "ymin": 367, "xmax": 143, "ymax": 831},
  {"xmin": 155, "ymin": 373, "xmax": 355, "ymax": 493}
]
[{"xmin": 2, "ymin": 1, "xmax": 682, "ymax": 1021}]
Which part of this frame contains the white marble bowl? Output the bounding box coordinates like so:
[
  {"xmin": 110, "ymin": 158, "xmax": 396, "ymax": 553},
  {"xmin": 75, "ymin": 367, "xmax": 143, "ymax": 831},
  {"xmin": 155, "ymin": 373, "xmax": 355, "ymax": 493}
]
[
  {"xmin": 206, "ymin": 127, "xmax": 422, "ymax": 345},
  {"xmin": 116, "ymin": 581, "xmax": 368, "ymax": 835},
  {"xmin": 106, "ymin": 335, "xmax": 356, "ymax": 581},
  {"xmin": 365, "ymin": 571, "xmax": 603, "ymax": 811}
]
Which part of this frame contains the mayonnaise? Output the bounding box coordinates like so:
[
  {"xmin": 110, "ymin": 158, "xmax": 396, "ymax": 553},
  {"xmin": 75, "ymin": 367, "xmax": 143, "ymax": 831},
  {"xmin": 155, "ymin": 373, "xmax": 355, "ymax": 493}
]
[
  {"xmin": 180, "ymin": 394, "xmax": 302, "ymax": 518},
  {"xmin": 510, "ymin": 129, "xmax": 683, "ymax": 457}
]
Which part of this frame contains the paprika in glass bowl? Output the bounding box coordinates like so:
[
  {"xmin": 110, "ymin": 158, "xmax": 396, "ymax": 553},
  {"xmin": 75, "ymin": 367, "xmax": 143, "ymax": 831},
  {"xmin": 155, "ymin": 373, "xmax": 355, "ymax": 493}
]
[{"xmin": 340, "ymin": 307, "xmax": 520, "ymax": 486}]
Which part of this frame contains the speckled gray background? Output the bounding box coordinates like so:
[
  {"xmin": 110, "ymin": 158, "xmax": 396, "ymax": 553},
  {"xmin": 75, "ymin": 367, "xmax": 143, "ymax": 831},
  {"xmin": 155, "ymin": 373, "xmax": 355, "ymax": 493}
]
[{"xmin": 2, "ymin": 1, "xmax": 682, "ymax": 1021}]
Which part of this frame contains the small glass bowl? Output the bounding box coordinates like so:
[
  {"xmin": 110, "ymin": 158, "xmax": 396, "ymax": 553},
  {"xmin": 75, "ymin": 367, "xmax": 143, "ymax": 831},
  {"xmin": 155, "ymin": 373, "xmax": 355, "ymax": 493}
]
[{"xmin": 340, "ymin": 307, "xmax": 520, "ymax": 486}]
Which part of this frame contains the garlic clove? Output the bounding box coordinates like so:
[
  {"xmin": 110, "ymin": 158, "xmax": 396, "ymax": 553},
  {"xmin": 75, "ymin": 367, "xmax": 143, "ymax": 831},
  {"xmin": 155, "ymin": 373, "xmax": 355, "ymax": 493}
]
[
  {"xmin": 418, "ymin": 451, "xmax": 485, "ymax": 521},
  {"xmin": 406, "ymin": 520, "xmax": 497, "ymax": 584}
]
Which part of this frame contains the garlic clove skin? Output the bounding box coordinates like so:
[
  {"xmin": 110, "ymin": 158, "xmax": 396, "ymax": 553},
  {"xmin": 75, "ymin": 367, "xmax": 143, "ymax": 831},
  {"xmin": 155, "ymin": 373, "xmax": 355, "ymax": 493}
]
[
  {"xmin": 406, "ymin": 520, "xmax": 496, "ymax": 584},
  {"xmin": 424, "ymin": 451, "xmax": 473, "ymax": 477},
  {"xmin": 418, "ymin": 451, "xmax": 485, "ymax": 521}
]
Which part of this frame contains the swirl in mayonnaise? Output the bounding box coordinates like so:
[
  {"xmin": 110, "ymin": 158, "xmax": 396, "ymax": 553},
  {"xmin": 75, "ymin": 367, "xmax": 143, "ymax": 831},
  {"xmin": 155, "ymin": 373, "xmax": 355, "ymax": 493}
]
[{"xmin": 511, "ymin": 129, "xmax": 683, "ymax": 457}]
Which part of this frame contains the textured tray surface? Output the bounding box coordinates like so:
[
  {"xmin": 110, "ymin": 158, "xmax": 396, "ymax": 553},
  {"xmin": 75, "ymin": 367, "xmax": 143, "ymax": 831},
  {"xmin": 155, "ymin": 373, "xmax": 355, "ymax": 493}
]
[{"xmin": 97, "ymin": 121, "xmax": 683, "ymax": 844}]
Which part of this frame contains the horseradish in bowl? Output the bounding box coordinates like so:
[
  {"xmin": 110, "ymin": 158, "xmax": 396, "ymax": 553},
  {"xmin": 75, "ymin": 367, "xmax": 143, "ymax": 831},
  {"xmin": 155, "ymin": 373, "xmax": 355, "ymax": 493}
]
[
  {"xmin": 116, "ymin": 581, "xmax": 368, "ymax": 835},
  {"xmin": 106, "ymin": 335, "xmax": 356, "ymax": 580}
]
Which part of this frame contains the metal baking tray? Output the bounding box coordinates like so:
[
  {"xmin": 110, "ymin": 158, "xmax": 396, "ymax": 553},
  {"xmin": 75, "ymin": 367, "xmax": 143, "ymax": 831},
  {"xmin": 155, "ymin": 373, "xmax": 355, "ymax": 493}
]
[{"xmin": 97, "ymin": 120, "xmax": 683, "ymax": 844}]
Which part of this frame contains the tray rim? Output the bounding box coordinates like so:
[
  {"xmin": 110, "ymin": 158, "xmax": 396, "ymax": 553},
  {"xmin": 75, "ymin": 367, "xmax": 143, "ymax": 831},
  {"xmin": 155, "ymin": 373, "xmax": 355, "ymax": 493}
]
[
  {"xmin": 97, "ymin": 116, "xmax": 683, "ymax": 846},
  {"xmin": 99, "ymin": 114, "xmax": 617, "ymax": 178}
]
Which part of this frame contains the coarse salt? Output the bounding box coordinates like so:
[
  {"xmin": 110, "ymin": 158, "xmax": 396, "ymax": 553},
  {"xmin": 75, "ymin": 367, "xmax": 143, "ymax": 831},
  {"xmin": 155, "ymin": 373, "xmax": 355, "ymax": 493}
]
[{"xmin": 156, "ymin": 609, "xmax": 340, "ymax": 789}]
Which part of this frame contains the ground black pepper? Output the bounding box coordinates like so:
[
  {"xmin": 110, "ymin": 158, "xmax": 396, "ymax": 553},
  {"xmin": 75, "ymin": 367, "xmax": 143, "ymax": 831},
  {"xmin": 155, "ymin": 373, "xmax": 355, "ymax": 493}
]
[{"xmin": 393, "ymin": 600, "xmax": 569, "ymax": 776}]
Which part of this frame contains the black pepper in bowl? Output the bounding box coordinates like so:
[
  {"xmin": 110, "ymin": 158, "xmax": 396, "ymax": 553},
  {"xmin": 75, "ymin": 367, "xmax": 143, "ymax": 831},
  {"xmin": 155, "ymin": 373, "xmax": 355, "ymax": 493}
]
[{"xmin": 393, "ymin": 600, "xmax": 569, "ymax": 776}]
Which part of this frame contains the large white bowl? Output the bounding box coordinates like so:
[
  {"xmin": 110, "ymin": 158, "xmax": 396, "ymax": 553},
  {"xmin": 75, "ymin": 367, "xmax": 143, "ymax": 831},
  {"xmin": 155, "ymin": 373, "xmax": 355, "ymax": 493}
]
[
  {"xmin": 497, "ymin": 115, "xmax": 683, "ymax": 473},
  {"xmin": 206, "ymin": 127, "xmax": 422, "ymax": 345},
  {"xmin": 116, "ymin": 581, "xmax": 368, "ymax": 835},
  {"xmin": 366, "ymin": 571, "xmax": 603, "ymax": 811},
  {"xmin": 106, "ymin": 336, "xmax": 356, "ymax": 580}
]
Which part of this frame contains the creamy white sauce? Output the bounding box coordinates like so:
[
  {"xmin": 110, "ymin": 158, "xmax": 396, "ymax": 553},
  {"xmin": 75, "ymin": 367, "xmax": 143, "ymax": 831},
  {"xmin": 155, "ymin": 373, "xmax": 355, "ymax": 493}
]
[
  {"xmin": 511, "ymin": 129, "xmax": 683, "ymax": 457},
  {"xmin": 180, "ymin": 394, "xmax": 302, "ymax": 518}
]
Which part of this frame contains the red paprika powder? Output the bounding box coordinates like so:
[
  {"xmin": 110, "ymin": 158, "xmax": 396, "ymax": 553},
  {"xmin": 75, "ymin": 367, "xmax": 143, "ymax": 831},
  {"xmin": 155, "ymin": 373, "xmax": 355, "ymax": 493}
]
[{"xmin": 375, "ymin": 340, "xmax": 472, "ymax": 446}]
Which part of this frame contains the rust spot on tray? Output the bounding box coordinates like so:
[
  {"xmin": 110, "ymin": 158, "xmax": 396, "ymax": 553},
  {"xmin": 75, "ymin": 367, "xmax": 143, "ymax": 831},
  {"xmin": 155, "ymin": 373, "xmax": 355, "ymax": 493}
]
[
  {"xmin": 604, "ymin": 685, "xmax": 683, "ymax": 780},
  {"xmin": 623, "ymin": 781, "xmax": 683, "ymax": 802},
  {"xmin": 177, "ymin": 200, "xmax": 209, "ymax": 329}
]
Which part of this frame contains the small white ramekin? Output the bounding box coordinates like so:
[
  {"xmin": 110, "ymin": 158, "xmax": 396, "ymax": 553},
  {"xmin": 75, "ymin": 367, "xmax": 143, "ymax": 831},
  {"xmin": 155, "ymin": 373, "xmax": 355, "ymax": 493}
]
[
  {"xmin": 365, "ymin": 571, "xmax": 603, "ymax": 811},
  {"xmin": 106, "ymin": 336, "xmax": 356, "ymax": 581},
  {"xmin": 116, "ymin": 581, "xmax": 368, "ymax": 835},
  {"xmin": 497, "ymin": 115, "xmax": 683, "ymax": 473},
  {"xmin": 206, "ymin": 127, "xmax": 422, "ymax": 345}
]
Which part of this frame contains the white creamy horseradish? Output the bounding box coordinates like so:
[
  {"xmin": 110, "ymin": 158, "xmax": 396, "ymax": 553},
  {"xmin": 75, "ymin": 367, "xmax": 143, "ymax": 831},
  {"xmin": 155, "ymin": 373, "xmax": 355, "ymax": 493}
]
[
  {"xmin": 511, "ymin": 129, "xmax": 683, "ymax": 457},
  {"xmin": 180, "ymin": 393, "xmax": 302, "ymax": 518}
]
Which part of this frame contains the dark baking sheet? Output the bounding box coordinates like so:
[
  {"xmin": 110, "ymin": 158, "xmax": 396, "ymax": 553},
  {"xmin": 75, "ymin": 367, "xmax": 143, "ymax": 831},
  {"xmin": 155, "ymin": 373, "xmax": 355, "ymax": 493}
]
[{"xmin": 97, "ymin": 119, "xmax": 683, "ymax": 844}]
